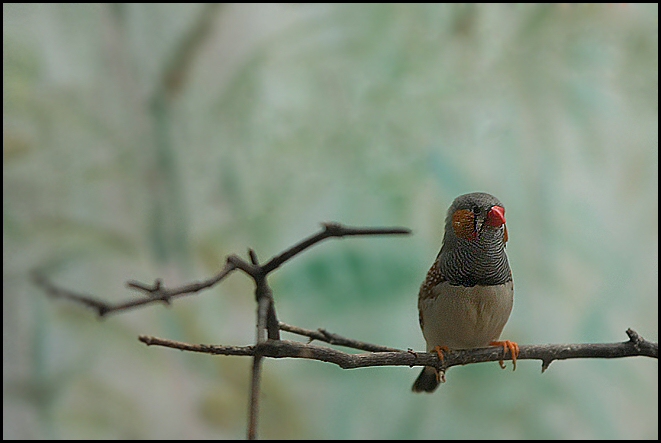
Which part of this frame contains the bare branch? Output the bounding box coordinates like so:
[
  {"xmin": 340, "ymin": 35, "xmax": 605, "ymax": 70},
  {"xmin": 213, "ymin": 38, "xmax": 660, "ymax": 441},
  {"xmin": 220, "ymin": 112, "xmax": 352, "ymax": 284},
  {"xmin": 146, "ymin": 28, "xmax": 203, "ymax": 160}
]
[
  {"xmin": 261, "ymin": 223, "xmax": 411, "ymax": 275},
  {"xmin": 35, "ymin": 222, "xmax": 409, "ymax": 440},
  {"xmin": 248, "ymin": 336, "xmax": 265, "ymax": 440},
  {"xmin": 34, "ymin": 223, "xmax": 409, "ymax": 319},
  {"xmin": 227, "ymin": 254, "xmax": 260, "ymax": 278},
  {"xmin": 32, "ymin": 260, "xmax": 237, "ymax": 317},
  {"xmin": 32, "ymin": 270, "xmax": 113, "ymax": 316},
  {"xmin": 138, "ymin": 329, "xmax": 658, "ymax": 372},
  {"xmin": 278, "ymin": 322, "xmax": 402, "ymax": 352},
  {"xmin": 37, "ymin": 221, "xmax": 657, "ymax": 439}
]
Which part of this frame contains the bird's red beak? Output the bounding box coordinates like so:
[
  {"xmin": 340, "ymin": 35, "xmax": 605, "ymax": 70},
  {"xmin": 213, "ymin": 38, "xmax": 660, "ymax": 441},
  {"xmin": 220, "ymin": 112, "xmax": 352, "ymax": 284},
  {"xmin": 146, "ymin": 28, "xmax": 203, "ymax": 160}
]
[{"xmin": 486, "ymin": 205, "xmax": 506, "ymax": 227}]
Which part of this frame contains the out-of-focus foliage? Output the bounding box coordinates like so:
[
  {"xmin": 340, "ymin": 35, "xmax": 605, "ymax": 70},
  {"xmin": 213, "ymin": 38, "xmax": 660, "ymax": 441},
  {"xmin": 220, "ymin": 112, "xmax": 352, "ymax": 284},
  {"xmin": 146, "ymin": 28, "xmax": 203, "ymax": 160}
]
[{"xmin": 4, "ymin": 3, "xmax": 657, "ymax": 439}]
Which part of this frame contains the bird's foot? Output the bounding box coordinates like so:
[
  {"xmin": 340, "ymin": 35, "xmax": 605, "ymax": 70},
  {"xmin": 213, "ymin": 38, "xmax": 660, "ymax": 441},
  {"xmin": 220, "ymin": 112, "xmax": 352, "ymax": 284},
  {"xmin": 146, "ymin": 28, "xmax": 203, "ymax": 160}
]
[
  {"xmin": 489, "ymin": 340, "xmax": 519, "ymax": 370},
  {"xmin": 433, "ymin": 345, "xmax": 450, "ymax": 363},
  {"xmin": 432, "ymin": 345, "xmax": 450, "ymax": 382}
]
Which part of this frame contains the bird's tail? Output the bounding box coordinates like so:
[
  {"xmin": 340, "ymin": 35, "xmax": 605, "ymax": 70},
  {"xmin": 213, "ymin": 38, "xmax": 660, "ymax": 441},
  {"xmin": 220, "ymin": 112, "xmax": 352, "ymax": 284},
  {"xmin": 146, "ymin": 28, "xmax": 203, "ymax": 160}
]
[{"xmin": 411, "ymin": 366, "xmax": 440, "ymax": 393}]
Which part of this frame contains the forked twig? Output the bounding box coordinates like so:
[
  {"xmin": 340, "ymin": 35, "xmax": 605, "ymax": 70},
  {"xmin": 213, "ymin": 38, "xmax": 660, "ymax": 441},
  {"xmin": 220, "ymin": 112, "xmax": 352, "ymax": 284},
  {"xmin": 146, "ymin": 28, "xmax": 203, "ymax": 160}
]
[{"xmin": 35, "ymin": 222, "xmax": 411, "ymax": 440}]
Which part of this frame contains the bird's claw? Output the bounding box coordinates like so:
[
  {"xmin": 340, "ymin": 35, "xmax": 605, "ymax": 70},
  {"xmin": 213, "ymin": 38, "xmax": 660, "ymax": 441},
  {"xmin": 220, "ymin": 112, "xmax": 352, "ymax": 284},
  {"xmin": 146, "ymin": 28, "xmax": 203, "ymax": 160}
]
[{"xmin": 490, "ymin": 340, "xmax": 519, "ymax": 370}]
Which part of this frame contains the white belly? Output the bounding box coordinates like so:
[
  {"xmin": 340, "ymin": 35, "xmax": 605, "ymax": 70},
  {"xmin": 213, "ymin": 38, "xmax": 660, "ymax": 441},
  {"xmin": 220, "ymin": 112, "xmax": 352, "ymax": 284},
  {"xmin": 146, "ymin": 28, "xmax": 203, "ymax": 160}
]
[{"xmin": 420, "ymin": 281, "xmax": 513, "ymax": 351}]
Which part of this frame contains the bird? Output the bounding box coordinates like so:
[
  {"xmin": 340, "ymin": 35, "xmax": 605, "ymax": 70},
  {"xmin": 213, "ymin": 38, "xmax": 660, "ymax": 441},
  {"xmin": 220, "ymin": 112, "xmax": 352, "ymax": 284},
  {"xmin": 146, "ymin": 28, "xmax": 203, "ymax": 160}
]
[{"xmin": 412, "ymin": 192, "xmax": 518, "ymax": 393}]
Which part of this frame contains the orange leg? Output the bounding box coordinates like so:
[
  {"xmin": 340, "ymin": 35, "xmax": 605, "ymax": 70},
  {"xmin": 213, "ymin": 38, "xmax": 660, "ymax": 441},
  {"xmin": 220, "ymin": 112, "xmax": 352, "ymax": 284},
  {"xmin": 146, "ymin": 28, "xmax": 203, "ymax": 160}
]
[
  {"xmin": 433, "ymin": 345, "xmax": 450, "ymax": 363},
  {"xmin": 489, "ymin": 340, "xmax": 519, "ymax": 370},
  {"xmin": 432, "ymin": 345, "xmax": 450, "ymax": 383}
]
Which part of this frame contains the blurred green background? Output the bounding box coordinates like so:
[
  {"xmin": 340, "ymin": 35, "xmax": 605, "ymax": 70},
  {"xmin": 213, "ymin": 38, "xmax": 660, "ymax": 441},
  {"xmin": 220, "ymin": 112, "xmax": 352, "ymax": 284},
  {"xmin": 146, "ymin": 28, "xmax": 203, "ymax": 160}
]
[{"xmin": 3, "ymin": 3, "xmax": 658, "ymax": 439}]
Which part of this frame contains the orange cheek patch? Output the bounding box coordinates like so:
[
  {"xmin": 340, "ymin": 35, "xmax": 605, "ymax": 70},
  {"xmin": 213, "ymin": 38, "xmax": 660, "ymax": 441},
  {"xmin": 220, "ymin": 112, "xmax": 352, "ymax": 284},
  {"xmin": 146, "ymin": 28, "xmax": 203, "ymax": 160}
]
[{"xmin": 452, "ymin": 209, "xmax": 476, "ymax": 240}]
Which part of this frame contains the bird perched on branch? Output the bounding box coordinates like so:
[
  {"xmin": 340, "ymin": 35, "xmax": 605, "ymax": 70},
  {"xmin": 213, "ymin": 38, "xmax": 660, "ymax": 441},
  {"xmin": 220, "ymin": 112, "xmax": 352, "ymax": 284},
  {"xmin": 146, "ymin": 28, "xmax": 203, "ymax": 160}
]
[{"xmin": 412, "ymin": 192, "xmax": 518, "ymax": 393}]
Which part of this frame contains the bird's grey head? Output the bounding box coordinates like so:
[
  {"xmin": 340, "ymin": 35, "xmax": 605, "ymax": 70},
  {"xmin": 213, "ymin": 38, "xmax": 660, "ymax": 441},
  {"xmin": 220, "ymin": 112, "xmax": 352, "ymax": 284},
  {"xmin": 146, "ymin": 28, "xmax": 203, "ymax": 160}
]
[{"xmin": 439, "ymin": 192, "xmax": 510, "ymax": 286}]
